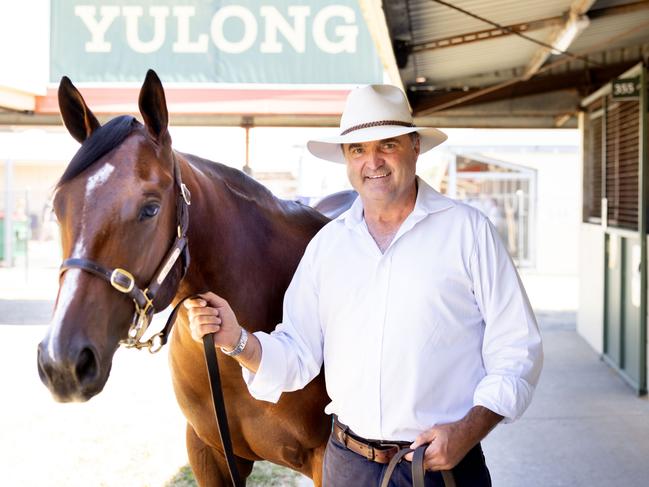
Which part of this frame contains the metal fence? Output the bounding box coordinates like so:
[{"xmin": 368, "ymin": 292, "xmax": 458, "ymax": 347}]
[
  {"xmin": 1, "ymin": 186, "xmax": 60, "ymax": 269},
  {"xmin": 445, "ymin": 153, "xmax": 537, "ymax": 267}
]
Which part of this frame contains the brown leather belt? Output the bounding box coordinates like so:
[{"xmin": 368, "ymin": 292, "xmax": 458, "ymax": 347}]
[
  {"xmin": 333, "ymin": 417, "xmax": 457, "ymax": 487},
  {"xmin": 333, "ymin": 417, "xmax": 410, "ymax": 464}
]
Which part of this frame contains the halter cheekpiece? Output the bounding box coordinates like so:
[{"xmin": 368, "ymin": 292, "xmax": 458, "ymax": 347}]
[{"xmin": 59, "ymin": 151, "xmax": 191, "ymax": 353}]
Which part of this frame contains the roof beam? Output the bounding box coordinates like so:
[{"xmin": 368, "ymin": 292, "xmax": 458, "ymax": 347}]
[
  {"xmin": 589, "ymin": 0, "xmax": 649, "ymax": 20},
  {"xmin": 0, "ymin": 85, "xmax": 36, "ymax": 112},
  {"xmin": 522, "ymin": 0, "xmax": 596, "ymax": 80},
  {"xmin": 411, "ymin": 14, "xmax": 649, "ymax": 116},
  {"xmin": 357, "ymin": 0, "xmax": 404, "ymax": 89},
  {"xmin": 410, "ymin": 1, "xmax": 649, "ymax": 55},
  {"xmin": 412, "ymin": 60, "xmax": 638, "ymax": 115},
  {"xmin": 411, "ymin": 16, "xmax": 564, "ymax": 53}
]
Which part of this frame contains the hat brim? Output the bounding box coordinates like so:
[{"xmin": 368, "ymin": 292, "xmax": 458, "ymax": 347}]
[{"xmin": 307, "ymin": 125, "xmax": 448, "ymax": 164}]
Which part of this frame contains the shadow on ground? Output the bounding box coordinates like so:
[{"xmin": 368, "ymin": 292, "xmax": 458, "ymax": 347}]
[{"xmin": 0, "ymin": 299, "xmax": 54, "ymax": 324}]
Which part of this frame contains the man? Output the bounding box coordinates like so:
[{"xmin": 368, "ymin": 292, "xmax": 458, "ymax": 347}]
[{"xmin": 186, "ymin": 85, "xmax": 543, "ymax": 486}]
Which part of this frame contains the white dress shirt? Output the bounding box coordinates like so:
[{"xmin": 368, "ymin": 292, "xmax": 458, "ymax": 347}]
[{"xmin": 242, "ymin": 177, "xmax": 543, "ymax": 441}]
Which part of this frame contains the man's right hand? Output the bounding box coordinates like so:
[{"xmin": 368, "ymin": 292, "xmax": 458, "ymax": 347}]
[{"xmin": 185, "ymin": 292, "xmax": 242, "ymax": 351}]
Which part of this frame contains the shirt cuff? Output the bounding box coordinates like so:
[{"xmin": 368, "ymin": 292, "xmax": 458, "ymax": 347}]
[
  {"xmin": 240, "ymin": 331, "xmax": 287, "ymax": 403},
  {"xmin": 473, "ymin": 374, "xmax": 535, "ymax": 423}
]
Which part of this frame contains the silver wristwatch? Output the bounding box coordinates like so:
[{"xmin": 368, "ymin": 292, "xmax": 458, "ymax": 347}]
[{"xmin": 220, "ymin": 328, "xmax": 248, "ymax": 357}]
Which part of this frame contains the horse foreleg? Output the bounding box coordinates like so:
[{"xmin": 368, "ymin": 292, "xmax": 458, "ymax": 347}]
[
  {"xmin": 308, "ymin": 443, "xmax": 326, "ymax": 487},
  {"xmin": 186, "ymin": 423, "xmax": 253, "ymax": 486}
]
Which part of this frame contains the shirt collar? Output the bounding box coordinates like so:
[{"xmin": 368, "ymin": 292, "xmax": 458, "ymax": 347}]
[{"xmin": 336, "ymin": 176, "xmax": 455, "ymax": 229}]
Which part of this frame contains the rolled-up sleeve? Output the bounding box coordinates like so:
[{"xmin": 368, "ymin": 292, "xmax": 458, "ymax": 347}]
[
  {"xmin": 470, "ymin": 218, "xmax": 543, "ymax": 422},
  {"xmin": 241, "ymin": 242, "xmax": 324, "ymax": 403}
]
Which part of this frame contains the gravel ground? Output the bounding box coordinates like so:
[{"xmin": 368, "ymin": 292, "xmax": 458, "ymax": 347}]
[
  {"xmin": 0, "ymin": 262, "xmax": 314, "ymax": 487},
  {"xmin": 0, "ymin": 323, "xmax": 189, "ymax": 487}
]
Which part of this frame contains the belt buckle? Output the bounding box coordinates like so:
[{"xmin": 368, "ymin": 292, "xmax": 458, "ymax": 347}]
[{"xmin": 365, "ymin": 445, "xmax": 375, "ymax": 461}]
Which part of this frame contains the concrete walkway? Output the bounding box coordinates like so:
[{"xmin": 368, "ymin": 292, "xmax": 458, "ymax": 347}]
[
  {"xmin": 2, "ymin": 288, "xmax": 649, "ymax": 485},
  {"xmin": 482, "ymin": 310, "xmax": 649, "ymax": 487}
]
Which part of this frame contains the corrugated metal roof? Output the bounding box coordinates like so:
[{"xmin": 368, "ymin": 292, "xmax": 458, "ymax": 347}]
[
  {"xmin": 393, "ymin": 0, "xmax": 649, "ymax": 89},
  {"xmin": 407, "ymin": 0, "xmax": 573, "ymax": 40},
  {"xmin": 374, "ymin": 0, "xmax": 649, "ymax": 124},
  {"xmin": 570, "ymin": 9, "xmax": 649, "ymax": 53},
  {"xmin": 412, "ymin": 27, "xmax": 555, "ymax": 85},
  {"xmin": 396, "ymin": 0, "xmax": 575, "ymax": 86}
]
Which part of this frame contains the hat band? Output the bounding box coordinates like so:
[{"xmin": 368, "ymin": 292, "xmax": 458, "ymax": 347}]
[{"xmin": 340, "ymin": 120, "xmax": 415, "ymax": 136}]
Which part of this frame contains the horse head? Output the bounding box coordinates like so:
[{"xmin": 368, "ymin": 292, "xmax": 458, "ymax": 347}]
[{"xmin": 38, "ymin": 70, "xmax": 188, "ymax": 402}]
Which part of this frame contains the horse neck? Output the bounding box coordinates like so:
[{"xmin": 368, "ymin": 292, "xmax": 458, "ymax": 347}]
[{"xmin": 176, "ymin": 153, "xmax": 325, "ymax": 331}]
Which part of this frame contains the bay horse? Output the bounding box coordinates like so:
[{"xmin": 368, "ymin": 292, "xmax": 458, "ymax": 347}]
[{"xmin": 37, "ymin": 70, "xmax": 334, "ymax": 485}]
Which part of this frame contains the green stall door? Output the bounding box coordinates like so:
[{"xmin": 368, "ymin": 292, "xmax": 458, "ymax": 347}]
[
  {"xmin": 604, "ymin": 233, "xmax": 645, "ymax": 392},
  {"xmin": 0, "ymin": 218, "xmax": 29, "ymax": 262}
]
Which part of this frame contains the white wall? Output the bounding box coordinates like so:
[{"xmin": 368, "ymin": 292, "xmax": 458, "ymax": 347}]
[
  {"xmin": 485, "ymin": 151, "xmax": 579, "ymax": 276},
  {"xmin": 577, "ymin": 223, "xmax": 605, "ymax": 353},
  {"xmin": 422, "ymin": 129, "xmax": 581, "ymax": 311},
  {"xmin": 432, "ymin": 128, "xmax": 581, "ymax": 277},
  {"xmin": 493, "ymin": 150, "xmax": 579, "ymax": 310},
  {"xmin": 0, "ymin": 0, "xmax": 50, "ymax": 95}
]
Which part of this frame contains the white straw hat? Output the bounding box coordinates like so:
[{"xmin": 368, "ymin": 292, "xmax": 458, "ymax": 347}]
[{"xmin": 307, "ymin": 84, "xmax": 447, "ymax": 164}]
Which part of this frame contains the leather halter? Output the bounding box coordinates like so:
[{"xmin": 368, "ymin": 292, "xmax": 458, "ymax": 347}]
[
  {"xmin": 59, "ymin": 152, "xmax": 191, "ymax": 352},
  {"xmin": 57, "ymin": 148, "xmax": 244, "ymax": 485}
]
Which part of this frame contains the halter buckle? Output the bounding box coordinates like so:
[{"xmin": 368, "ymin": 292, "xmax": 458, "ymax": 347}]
[{"xmin": 110, "ymin": 268, "xmax": 135, "ymax": 294}]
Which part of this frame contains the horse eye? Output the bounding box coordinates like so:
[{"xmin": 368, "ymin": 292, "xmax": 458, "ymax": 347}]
[{"xmin": 139, "ymin": 203, "xmax": 160, "ymax": 220}]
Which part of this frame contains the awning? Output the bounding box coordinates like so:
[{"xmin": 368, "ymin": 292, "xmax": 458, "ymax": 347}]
[{"xmin": 0, "ymin": 85, "xmax": 38, "ymax": 112}]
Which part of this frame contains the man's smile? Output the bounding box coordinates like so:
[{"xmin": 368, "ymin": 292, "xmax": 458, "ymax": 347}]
[{"xmin": 365, "ymin": 172, "xmax": 391, "ymax": 180}]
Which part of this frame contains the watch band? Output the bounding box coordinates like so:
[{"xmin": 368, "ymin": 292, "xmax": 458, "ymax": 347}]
[{"xmin": 220, "ymin": 328, "xmax": 248, "ymax": 357}]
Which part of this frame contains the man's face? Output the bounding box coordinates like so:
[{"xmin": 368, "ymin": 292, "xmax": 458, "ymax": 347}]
[{"xmin": 343, "ymin": 133, "xmax": 420, "ymax": 206}]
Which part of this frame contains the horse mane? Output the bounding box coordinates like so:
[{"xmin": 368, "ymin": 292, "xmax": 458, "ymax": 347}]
[
  {"xmin": 195, "ymin": 155, "xmax": 278, "ymax": 205},
  {"xmin": 56, "ymin": 115, "xmax": 140, "ymax": 188},
  {"xmin": 56, "ymin": 116, "xmax": 329, "ymax": 224},
  {"xmin": 183, "ymin": 152, "xmax": 329, "ymax": 222}
]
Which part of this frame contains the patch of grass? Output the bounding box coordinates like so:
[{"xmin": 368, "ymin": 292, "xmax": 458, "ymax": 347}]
[
  {"xmin": 248, "ymin": 461, "xmax": 302, "ymax": 486},
  {"xmin": 165, "ymin": 465, "xmax": 197, "ymax": 487},
  {"xmin": 165, "ymin": 462, "xmax": 303, "ymax": 487}
]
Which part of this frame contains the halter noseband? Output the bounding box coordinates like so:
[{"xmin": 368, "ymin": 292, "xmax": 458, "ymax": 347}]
[{"xmin": 59, "ymin": 153, "xmax": 191, "ymax": 353}]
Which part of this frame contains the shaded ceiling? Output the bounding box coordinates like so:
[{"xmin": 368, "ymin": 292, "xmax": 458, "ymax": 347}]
[
  {"xmin": 370, "ymin": 0, "xmax": 649, "ymax": 127},
  {"xmin": 4, "ymin": 1, "xmax": 648, "ymax": 129}
]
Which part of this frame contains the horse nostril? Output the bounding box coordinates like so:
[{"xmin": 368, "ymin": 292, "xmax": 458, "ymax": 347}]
[{"xmin": 75, "ymin": 347, "xmax": 99, "ymax": 386}]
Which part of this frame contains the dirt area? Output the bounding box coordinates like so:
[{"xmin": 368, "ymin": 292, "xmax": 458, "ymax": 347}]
[
  {"xmin": 0, "ymin": 324, "xmax": 189, "ymax": 487},
  {"xmin": 0, "ymin": 250, "xmax": 314, "ymax": 487}
]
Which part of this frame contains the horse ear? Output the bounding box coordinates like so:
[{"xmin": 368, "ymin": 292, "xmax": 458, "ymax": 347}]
[
  {"xmin": 138, "ymin": 69, "xmax": 169, "ymax": 142},
  {"xmin": 58, "ymin": 76, "xmax": 101, "ymax": 144}
]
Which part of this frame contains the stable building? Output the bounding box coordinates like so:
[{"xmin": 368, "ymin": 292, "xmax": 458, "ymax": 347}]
[
  {"xmin": 3, "ymin": 0, "xmax": 649, "ymax": 394},
  {"xmin": 579, "ymin": 63, "xmax": 648, "ymax": 393}
]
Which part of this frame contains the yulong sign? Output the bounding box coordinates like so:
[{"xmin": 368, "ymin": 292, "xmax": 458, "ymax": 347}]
[{"xmin": 50, "ymin": 0, "xmax": 382, "ymax": 84}]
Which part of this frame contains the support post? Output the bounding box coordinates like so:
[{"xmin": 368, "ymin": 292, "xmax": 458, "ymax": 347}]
[
  {"xmin": 242, "ymin": 117, "xmax": 253, "ymax": 175},
  {"xmin": 638, "ymin": 64, "xmax": 648, "ymax": 394},
  {"xmin": 3, "ymin": 159, "xmax": 14, "ymax": 267}
]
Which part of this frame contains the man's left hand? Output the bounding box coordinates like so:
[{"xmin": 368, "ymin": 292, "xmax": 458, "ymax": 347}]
[
  {"xmin": 403, "ymin": 420, "xmax": 471, "ymax": 471},
  {"xmin": 404, "ymin": 406, "xmax": 503, "ymax": 471}
]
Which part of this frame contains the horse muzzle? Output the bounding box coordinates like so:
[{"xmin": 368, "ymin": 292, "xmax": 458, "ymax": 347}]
[{"xmin": 37, "ymin": 336, "xmax": 108, "ymax": 402}]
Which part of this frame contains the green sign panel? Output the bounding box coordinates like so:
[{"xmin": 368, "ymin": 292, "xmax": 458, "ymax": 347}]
[
  {"xmin": 50, "ymin": 0, "xmax": 382, "ymax": 84},
  {"xmin": 612, "ymin": 77, "xmax": 640, "ymax": 100}
]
